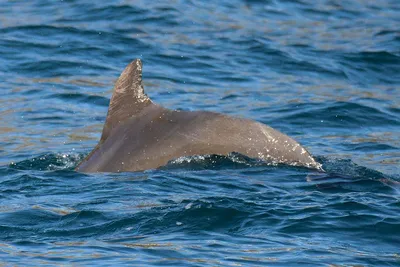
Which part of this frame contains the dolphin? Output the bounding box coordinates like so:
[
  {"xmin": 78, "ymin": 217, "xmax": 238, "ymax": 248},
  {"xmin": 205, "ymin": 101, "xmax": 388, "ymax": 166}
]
[{"xmin": 76, "ymin": 59, "xmax": 321, "ymax": 172}]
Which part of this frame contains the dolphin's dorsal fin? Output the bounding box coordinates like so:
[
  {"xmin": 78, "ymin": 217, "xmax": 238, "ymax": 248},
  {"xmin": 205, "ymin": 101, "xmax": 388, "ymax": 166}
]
[{"xmin": 100, "ymin": 59, "xmax": 152, "ymax": 142}]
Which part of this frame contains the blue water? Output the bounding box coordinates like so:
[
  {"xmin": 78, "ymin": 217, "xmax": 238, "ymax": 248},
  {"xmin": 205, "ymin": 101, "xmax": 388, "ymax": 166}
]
[{"xmin": 1, "ymin": 0, "xmax": 400, "ymax": 265}]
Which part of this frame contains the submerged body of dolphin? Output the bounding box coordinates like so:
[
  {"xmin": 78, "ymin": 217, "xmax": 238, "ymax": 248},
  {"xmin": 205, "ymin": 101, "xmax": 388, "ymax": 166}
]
[{"xmin": 76, "ymin": 59, "xmax": 320, "ymax": 172}]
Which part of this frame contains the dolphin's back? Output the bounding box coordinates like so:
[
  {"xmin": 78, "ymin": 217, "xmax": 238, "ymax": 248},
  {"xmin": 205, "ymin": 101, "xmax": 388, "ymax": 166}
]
[{"xmin": 76, "ymin": 59, "xmax": 320, "ymax": 172}]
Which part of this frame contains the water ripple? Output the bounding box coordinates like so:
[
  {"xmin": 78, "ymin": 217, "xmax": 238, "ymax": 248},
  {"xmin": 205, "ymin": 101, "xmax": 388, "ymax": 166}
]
[{"xmin": 0, "ymin": 0, "xmax": 399, "ymax": 265}]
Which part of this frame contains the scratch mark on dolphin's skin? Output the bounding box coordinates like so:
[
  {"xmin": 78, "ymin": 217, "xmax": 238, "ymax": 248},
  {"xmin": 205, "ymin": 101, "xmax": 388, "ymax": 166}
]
[
  {"xmin": 117, "ymin": 74, "xmax": 130, "ymax": 94},
  {"xmin": 177, "ymin": 132, "xmax": 203, "ymax": 142},
  {"xmin": 258, "ymin": 124, "xmax": 274, "ymax": 142},
  {"xmin": 292, "ymin": 144, "xmax": 300, "ymax": 152}
]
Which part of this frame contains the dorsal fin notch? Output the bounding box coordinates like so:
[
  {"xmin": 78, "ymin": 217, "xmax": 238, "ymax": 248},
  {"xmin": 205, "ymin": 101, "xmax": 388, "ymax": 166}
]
[{"xmin": 100, "ymin": 59, "xmax": 152, "ymax": 142}]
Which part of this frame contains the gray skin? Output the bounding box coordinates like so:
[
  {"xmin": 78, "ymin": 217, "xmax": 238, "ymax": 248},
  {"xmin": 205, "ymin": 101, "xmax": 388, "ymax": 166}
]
[{"xmin": 76, "ymin": 59, "xmax": 321, "ymax": 172}]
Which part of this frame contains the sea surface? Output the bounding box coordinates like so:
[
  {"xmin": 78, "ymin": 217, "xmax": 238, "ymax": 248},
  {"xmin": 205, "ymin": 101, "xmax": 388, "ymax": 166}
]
[{"xmin": 1, "ymin": 0, "xmax": 399, "ymax": 266}]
